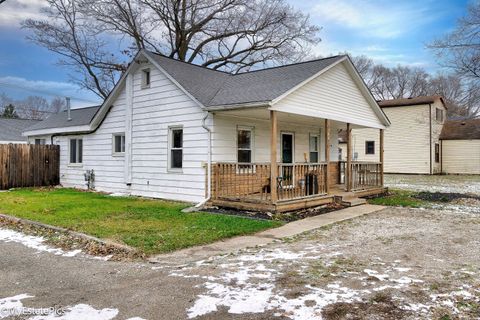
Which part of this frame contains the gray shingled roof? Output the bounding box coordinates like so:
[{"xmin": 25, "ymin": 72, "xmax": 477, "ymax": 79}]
[
  {"xmin": 0, "ymin": 118, "xmax": 40, "ymax": 142},
  {"xmin": 25, "ymin": 106, "xmax": 100, "ymax": 132},
  {"xmin": 150, "ymin": 53, "xmax": 346, "ymax": 107}
]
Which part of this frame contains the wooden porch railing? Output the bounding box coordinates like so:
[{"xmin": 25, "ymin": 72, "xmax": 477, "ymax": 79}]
[
  {"xmin": 350, "ymin": 161, "xmax": 382, "ymax": 191},
  {"xmin": 277, "ymin": 163, "xmax": 327, "ymax": 201},
  {"xmin": 212, "ymin": 163, "xmax": 271, "ymax": 202},
  {"xmin": 211, "ymin": 162, "xmax": 328, "ymax": 203}
]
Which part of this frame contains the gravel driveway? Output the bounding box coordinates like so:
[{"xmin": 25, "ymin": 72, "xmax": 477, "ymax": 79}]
[
  {"xmin": 1, "ymin": 206, "xmax": 479, "ymax": 319},
  {"xmin": 385, "ymin": 174, "xmax": 480, "ymax": 195}
]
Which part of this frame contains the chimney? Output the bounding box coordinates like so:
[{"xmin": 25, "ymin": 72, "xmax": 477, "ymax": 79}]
[{"xmin": 66, "ymin": 97, "xmax": 72, "ymax": 121}]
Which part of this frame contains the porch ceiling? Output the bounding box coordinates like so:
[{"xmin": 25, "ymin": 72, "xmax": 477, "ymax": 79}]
[{"xmin": 213, "ymin": 108, "xmax": 367, "ymax": 129}]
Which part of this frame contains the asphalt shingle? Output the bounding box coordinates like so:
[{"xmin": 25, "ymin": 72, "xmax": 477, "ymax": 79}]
[
  {"xmin": 25, "ymin": 106, "xmax": 100, "ymax": 132},
  {"xmin": 0, "ymin": 118, "xmax": 40, "ymax": 142}
]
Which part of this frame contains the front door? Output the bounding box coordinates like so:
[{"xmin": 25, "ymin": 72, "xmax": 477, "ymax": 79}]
[{"xmin": 281, "ymin": 133, "xmax": 294, "ymax": 187}]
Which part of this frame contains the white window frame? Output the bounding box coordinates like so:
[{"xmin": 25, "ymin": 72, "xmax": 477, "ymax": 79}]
[
  {"xmin": 112, "ymin": 133, "xmax": 125, "ymax": 156},
  {"xmin": 35, "ymin": 138, "xmax": 46, "ymax": 145},
  {"xmin": 168, "ymin": 125, "xmax": 183, "ymax": 172},
  {"xmin": 141, "ymin": 68, "xmax": 151, "ymax": 89},
  {"xmin": 435, "ymin": 107, "xmax": 444, "ymax": 122},
  {"xmin": 365, "ymin": 140, "xmax": 375, "ymax": 155},
  {"xmin": 68, "ymin": 137, "xmax": 83, "ymax": 166},
  {"xmin": 236, "ymin": 126, "xmax": 254, "ymax": 164},
  {"xmin": 309, "ymin": 133, "xmax": 320, "ymax": 163}
]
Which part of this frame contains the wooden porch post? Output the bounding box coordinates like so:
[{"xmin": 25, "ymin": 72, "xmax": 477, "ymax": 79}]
[
  {"xmin": 324, "ymin": 119, "xmax": 330, "ymax": 194},
  {"xmin": 380, "ymin": 129, "xmax": 384, "ymax": 187},
  {"xmin": 270, "ymin": 110, "xmax": 278, "ymax": 202},
  {"xmin": 346, "ymin": 123, "xmax": 352, "ymax": 191}
]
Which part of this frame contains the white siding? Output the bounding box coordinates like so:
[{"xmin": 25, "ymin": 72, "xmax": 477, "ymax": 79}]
[
  {"xmin": 58, "ymin": 63, "xmax": 209, "ymax": 202},
  {"xmin": 442, "ymin": 140, "xmax": 480, "ymax": 174},
  {"xmin": 271, "ymin": 62, "xmax": 384, "ymax": 129},
  {"xmin": 212, "ymin": 114, "xmax": 338, "ymax": 163},
  {"xmin": 349, "ymin": 104, "xmax": 435, "ymax": 174}
]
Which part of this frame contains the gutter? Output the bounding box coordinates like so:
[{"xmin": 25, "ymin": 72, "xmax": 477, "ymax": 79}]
[{"xmin": 194, "ymin": 111, "xmax": 212, "ymax": 209}]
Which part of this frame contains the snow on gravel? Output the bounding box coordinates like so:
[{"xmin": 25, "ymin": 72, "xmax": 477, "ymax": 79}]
[
  {"xmin": 385, "ymin": 174, "xmax": 480, "ymax": 194},
  {"xmin": 170, "ymin": 207, "xmax": 480, "ymax": 319},
  {"xmin": 0, "ymin": 229, "xmax": 82, "ymax": 257},
  {"xmin": 0, "ymin": 293, "xmax": 144, "ymax": 320}
]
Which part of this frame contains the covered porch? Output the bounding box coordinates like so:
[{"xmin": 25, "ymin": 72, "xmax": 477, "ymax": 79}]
[{"xmin": 207, "ymin": 108, "xmax": 386, "ymax": 213}]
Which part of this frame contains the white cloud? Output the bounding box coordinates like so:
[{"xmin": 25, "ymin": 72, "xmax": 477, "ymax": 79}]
[
  {"xmin": 0, "ymin": 76, "xmax": 101, "ymax": 108},
  {"xmin": 312, "ymin": 0, "xmax": 437, "ymax": 39},
  {"xmin": 0, "ymin": 0, "xmax": 48, "ymax": 27}
]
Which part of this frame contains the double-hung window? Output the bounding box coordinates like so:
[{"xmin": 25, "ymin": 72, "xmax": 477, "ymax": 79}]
[
  {"xmin": 237, "ymin": 127, "xmax": 253, "ymax": 163},
  {"xmin": 435, "ymin": 143, "xmax": 440, "ymax": 163},
  {"xmin": 436, "ymin": 108, "xmax": 444, "ymax": 122},
  {"xmin": 35, "ymin": 138, "xmax": 46, "ymax": 145},
  {"xmin": 142, "ymin": 69, "xmax": 151, "ymax": 88},
  {"xmin": 69, "ymin": 138, "xmax": 83, "ymax": 164},
  {"xmin": 169, "ymin": 127, "xmax": 183, "ymax": 169},
  {"xmin": 365, "ymin": 141, "xmax": 375, "ymax": 155},
  {"xmin": 113, "ymin": 133, "xmax": 125, "ymax": 154},
  {"xmin": 309, "ymin": 134, "xmax": 319, "ymax": 163}
]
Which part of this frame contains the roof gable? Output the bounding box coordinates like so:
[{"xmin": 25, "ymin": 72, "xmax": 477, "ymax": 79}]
[{"xmin": 270, "ymin": 59, "xmax": 390, "ymax": 129}]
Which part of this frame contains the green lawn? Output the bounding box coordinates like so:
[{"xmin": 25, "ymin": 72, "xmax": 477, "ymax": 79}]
[
  {"xmin": 0, "ymin": 188, "xmax": 282, "ymax": 254},
  {"xmin": 368, "ymin": 189, "xmax": 430, "ymax": 208}
]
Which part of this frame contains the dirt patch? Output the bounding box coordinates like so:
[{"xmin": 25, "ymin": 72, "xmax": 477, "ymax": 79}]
[
  {"xmin": 205, "ymin": 202, "xmax": 346, "ymax": 221},
  {"xmin": 414, "ymin": 191, "xmax": 480, "ymax": 202}
]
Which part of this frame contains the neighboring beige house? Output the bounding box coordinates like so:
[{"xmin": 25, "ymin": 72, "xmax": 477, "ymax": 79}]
[
  {"xmin": 440, "ymin": 119, "xmax": 480, "ymax": 175},
  {"xmin": 339, "ymin": 96, "xmax": 447, "ymax": 174}
]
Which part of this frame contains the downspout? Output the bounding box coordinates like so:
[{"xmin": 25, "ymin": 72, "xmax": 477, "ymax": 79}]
[
  {"xmin": 429, "ymin": 104, "xmax": 432, "ymax": 175},
  {"xmin": 195, "ymin": 111, "xmax": 212, "ymax": 208}
]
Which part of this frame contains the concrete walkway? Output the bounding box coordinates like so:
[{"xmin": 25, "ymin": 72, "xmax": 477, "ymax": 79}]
[{"xmin": 149, "ymin": 204, "xmax": 385, "ymax": 264}]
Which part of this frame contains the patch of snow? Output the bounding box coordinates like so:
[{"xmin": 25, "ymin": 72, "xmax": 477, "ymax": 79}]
[
  {"xmin": 393, "ymin": 267, "xmax": 411, "ymax": 272},
  {"xmin": 0, "ymin": 294, "xmax": 33, "ymax": 319},
  {"xmin": 392, "ymin": 276, "xmax": 424, "ymax": 284},
  {"xmin": 363, "ymin": 269, "xmax": 389, "ymax": 281},
  {"xmin": 0, "ymin": 229, "xmax": 81, "ymax": 257},
  {"xmin": 29, "ymin": 304, "xmax": 119, "ymax": 320}
]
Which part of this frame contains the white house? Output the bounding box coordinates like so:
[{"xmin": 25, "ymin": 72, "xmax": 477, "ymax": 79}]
[
  {"xmin": 24, "ymin": 50, "xmax": 390, "ymax": 212},
  {"xmin": 440, "ymin": 118, "xmax": 480, "ymax": 175},
  {"xmin": 0, "ymin": 118, "xmax": 39, "ymax": 144},
  {"xmin": 339, "ymin": 96, "xmax": 447, "ymax": 174}
]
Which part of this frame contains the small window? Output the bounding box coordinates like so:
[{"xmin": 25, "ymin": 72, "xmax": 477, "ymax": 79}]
[
  {"xmin": 309, "ymin": 134, "xmax": 319, "ymax": 163},
  {"xmin": 113, "ymin": 133, "xmax": 125, "ymax": 154},
  {"xmin": 69, "ymin": 138, "xmax": 83, "ymax": 164},
  {"xmin": 365, "ymin": 141, "xmax": 375, "ymax": 155},
  {"xmin": 35, "ymin": 138, "xmax": 46, "ymax": 145},
  {"xmin": 435, "ymin": 143, "xmax": 440, "ymax": 163},
  {"xmin": 169, "ymin": 127, "xmax": 183, "ymax": 169},
  {"xmin": 436, "ymin": 108, "xmax": 444, "ymax": 122},
  {"xmin": 142, "ymin": 69, "xmax": 151, "ymax": 88},
  {"xmin": 237, "ymin": 128, "xmax": 252, "ymax": 163}
]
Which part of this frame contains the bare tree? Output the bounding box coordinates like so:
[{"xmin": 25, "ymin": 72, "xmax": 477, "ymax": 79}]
[
  {"xmin": 429, "ymin": 2, "xmax": 480, "ymax": 82},
  {"xmin": 50, "ymin": 96, "xmax": 67, "ymax": 113},
  {"xmin": 23, "ymin": 0, "xmax": 320, "ymax": 98}
]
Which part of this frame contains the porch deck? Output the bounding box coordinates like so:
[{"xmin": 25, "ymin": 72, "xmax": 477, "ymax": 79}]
[{"xmin": 208, "ymin": 162, "xmax": 386, "ymax": 213}]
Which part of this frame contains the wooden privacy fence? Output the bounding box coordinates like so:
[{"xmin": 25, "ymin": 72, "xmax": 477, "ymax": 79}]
[{"xmin": 0, "ymin": 144, "xmax": 60, "ymax": 189}]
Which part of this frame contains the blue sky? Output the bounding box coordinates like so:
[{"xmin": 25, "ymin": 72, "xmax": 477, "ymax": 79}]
[{"xmin": 0, "ymin": 0, "xmax": 471, "ymax": 108}]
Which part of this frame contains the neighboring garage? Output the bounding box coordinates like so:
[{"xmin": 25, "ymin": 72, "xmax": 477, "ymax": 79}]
[{"xmin": 440, "ymin": 119, "xmax": 480, "ymax": 175}]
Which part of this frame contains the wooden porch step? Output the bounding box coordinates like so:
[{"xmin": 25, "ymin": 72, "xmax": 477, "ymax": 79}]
[{"xmin": 340, "ymin": 197, "xmax": 367, "ymax": 207}]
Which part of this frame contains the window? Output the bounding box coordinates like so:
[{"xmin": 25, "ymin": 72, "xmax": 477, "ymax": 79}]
[
  {"xmin": 35, "ymin": 138, "xmax": 46, "ymax": 145},
  {"xmin": 309, "ymin": 134, "xmax": 319, "ymax": 163},
  {"xmin": 365, "ymin": 141, "xmax": 375, "ymax": 155},
  {"xmin": 169, "ymin": 127, "xmax": 183, "ymax": 169},
  {"xmin": 142, "ymin": 69, "xmax": 151, "ymax": 88},
  {"xmin": 69, "ymin": 138, "xmax": 83, "ymax": 164},
  {"xmin": 435, "ymin": 143, "xmax": 440, "ymax": 163},
  {"xmin": 436, "ymin": 108, "xmax": 444, "ymax": 122},
  {"xmin": 113, "ymin": 133, "xmax": 125, "ymax": 154},
  {"xmin": 237, "ymin": 128, "xmax": 252, "ymax": 163}
]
